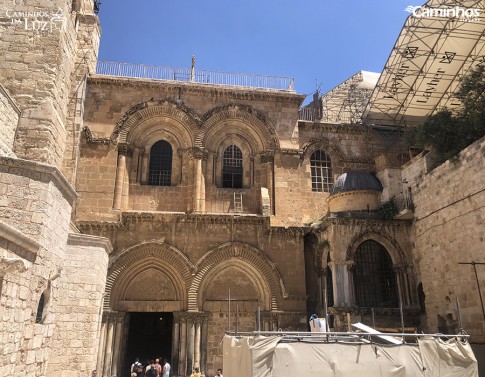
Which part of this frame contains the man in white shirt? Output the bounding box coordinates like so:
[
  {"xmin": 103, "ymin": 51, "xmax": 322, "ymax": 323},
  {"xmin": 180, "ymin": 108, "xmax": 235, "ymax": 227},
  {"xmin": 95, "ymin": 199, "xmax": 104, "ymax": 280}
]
[{"xmin": 162, "ymin": 359, "xmax": 171, "ymax": 377}]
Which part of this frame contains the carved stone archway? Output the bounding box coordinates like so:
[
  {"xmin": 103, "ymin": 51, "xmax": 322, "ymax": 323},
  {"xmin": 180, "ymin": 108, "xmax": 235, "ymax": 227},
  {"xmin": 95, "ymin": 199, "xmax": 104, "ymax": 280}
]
[
  {"xmin": 188, "ymin": 241, "xmax": 287, "ymax": 312},
  {"xmin": 105, "ymin": 241, "xmax": 194, "ymax": 311}
]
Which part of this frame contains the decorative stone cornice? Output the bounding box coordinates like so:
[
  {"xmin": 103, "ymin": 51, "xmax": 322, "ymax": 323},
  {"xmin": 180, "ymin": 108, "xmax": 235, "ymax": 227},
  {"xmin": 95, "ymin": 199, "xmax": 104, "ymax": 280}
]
[
  {"xmin": 82, "ymin": 127, "xmax": 111, "ymax": 145},
  {"xmin": 0, "ymin": 157, "xmax": 78, "ymax": 204},
  {"xmin": 76, "ymin": 221, "xmax": 123, "ymax": 232},
  {"xmin": 0, "ymin": 220, "xmax": 39, "ymax": 262},
  {"xmin": 0, "ymin": 257, "xmax": 29, "ymax": 276},
  {"xmin": 268, "ymin": 226, "xmax": 309, "ymax": 238},
  {"xmin": 298, "ymin": 121, "xmax": 370, "ymax": 135},
  {"xmin": 67, "ymin": 233, "xmax": 113, "ymax": 254},
  {"xmin": 88, "ymin": 76, "xmax": 305, "ymax": 105},
  {"xmin": 277, "ymin": 148, "xmax": 302, "ymax": 157},
  {"xmin": 121, "ymin": 212, "xmax": 268, "ymax": 226}
]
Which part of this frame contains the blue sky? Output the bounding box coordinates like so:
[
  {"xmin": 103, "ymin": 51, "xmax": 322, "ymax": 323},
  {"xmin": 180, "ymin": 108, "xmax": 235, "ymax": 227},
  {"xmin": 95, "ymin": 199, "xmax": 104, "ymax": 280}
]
[{"xmin": 98, "ymin": 0, "xmax": 413, "ymax": 103}]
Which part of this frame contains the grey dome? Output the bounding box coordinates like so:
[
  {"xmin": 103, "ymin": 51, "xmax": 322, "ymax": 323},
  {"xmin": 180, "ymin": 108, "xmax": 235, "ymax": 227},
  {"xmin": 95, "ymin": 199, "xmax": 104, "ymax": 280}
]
[{"xmin": 332, "ymin": 171, "xmax": 383, "ymax": 194}]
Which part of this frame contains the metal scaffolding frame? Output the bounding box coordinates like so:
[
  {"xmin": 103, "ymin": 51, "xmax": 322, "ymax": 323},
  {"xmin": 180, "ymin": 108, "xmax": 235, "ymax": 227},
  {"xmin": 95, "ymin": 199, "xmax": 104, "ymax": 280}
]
[{"xmin": 362, "ymin": 0, "xmax": 485, "ymax": 127}]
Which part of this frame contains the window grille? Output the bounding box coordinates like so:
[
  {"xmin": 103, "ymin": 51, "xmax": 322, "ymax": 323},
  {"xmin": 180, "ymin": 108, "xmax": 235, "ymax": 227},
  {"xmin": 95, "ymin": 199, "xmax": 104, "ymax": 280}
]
[
  {"xmin": 148, "ymin": 140, "xmax": 172, "ymax": 186},
  {"xmin": 222, "ymin": 145, "xmax": 243, "ymax": 188},
  {"xmin": 353, "ymin": 240, "xmax": 398, "ymax": 308},
  {"xmin": 310, "ymin": 150, "xmax": 333, "ymax": 192}
]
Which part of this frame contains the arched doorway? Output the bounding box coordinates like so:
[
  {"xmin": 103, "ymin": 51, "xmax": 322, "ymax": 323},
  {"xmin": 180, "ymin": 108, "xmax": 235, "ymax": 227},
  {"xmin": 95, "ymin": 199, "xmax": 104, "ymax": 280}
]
[{"xmin": 98, "ymin": 242, "xmax": 192, "ymax": 377}]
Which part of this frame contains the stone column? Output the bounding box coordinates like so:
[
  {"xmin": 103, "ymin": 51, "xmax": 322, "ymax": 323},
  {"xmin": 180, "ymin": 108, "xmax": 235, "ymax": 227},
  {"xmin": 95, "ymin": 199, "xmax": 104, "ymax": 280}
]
[
  {"xmin": 329, "ymin": 261, "xmax": 355, "ymax": 307},
  {"xmin": 136, "ymin": 148, "xmax": 144, "ymax": 183},
  {"xmin": 261, "ymin": 311, "xmax": 277, "ymax": 332},
  {"xmin": 260, "ymin": 152, "xmax": 275, "ymax": 215},
  {"xmin": 102, "ymin": 314, "xmax": 116, "ymax": 377},
  {"xmin": 177, "ymin": 149, "xmax": 185, "ymax": 186},
  {"xmin": 96, "ymin": 316, "xmax": 108, "ymax": 375},
  {"xmin": 317, "ymin": 269, "xmax": 324, "ymax": 316},
  {"xmin": 194, "ymin": 317, "xmax": 202, "ymax": 369},
  {"xmin": 191, "ymin": 148, "xmax": 208, "ymax": 213},
  {"xmin": 172, "ymin": 313, "xmax": 181, "ymax": 377},
  {"xmin": 186, "ymin": 315, "xmax": 196, "ymax": 375},
  {"xmin": 200, "ymin": 314, "xmax": 209, "ymax": 376},
  {"xmin": 249, "ymin": 155, "xmax": 254, "ymax": 187},
  {"xmin": 178, "ymin": 315, "xmax": 187, "ymax": 376},
  {"xmin": 395, "ymin": 265, "xmax": 411, "ymax": 307},
  {"xmin": 121, "ymin": 146, "xmax": 133, "ymax": 210},
  {"xmin": 113, "ymin": 145, "xmax": 131, "ymax": 210},
  {"xmin": 111, "ymin": 313, "xmax": 125, "ymax": 377}
]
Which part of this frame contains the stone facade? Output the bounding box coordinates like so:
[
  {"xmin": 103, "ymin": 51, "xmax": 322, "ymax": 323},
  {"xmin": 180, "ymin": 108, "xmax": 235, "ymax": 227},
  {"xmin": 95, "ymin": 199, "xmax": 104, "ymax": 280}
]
[
  {"xmin": 403, "ymin": 138, "xmax": 485, "ymax": 341},
  {"xmin": 1, "ymin": 0, "xmax": 484, "ymax": 376}
]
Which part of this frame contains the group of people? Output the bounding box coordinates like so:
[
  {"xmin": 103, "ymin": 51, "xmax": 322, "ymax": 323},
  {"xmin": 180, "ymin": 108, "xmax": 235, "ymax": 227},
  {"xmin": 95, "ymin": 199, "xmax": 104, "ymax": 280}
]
[
  {"xmin": 131, "ymin": 358, "xmax": 171, "ymax": 377},
  {"xmin": 130, "ymin": 357, "xmax": 222, "ymax": 377}
]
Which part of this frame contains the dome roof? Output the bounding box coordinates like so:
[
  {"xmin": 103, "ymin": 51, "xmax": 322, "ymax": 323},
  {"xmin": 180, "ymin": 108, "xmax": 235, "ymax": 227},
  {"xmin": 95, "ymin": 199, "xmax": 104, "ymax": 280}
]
[{"xmin": 332, "ymin": 171, "xmax": 383, "ymax": 194}]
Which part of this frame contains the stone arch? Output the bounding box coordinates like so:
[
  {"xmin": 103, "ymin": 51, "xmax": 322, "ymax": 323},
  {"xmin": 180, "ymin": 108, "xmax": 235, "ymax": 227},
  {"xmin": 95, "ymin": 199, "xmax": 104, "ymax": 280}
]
[
  {"xmin": 188, "ymin": 242, "xmax": 287, "ymax": 312},
  {"xmin": 199, "ymin": 260, "xmax": 271, "ymax": 312},
  {"xmin": 111, "ymin": 98, "xmax": 201, "ymax": 146},
  {"xmin": 301, "ymin": 138, "xmax": 346, "ymax": 163},
  {"xmin": 345, "ymin": 231, "xmax": 407, "ymax": 266},
  {"xmin": 105, "ymin": 241, "xmax": 195, "ymax": 311},
  {"xmin": 199, "ymin": 104, "xmax": 280, "ymax": 151}
]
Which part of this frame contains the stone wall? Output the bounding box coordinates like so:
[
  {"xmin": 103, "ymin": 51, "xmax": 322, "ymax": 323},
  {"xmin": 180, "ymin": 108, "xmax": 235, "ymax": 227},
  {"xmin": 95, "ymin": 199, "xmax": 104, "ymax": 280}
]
[
  {"xmin": 0, "ymin": 157, "xmax": 76, "ymax": 376},
  {"xmin": 409, "ymin": 137, "xmax": 485, "ymax": 341},
  {"xmin": 48, "ymin": 234, "xmax": 110, "ymax": 377},
  {"xmin": 0, "ymin": 0, "xmax": 100, "ymax": 168},
  {"xmin": 0, "ymin": 85, "xmax": 20, "ymax": 157},
  {"xmin": 272, "ymin": 124, "xmax": 374, "ymax": 226}
]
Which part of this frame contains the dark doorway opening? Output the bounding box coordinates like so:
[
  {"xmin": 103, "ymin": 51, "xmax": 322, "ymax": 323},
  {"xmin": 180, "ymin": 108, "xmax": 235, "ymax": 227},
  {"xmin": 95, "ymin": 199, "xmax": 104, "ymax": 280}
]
[{"xmin": 124, "ymin": 312, "xmax": 173, "ymax": 376}]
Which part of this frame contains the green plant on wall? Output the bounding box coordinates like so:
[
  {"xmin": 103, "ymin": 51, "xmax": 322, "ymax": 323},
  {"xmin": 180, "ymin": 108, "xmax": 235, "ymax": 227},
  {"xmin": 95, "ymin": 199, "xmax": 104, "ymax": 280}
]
[{"xmin": 375, "ymin": 198, "xmax": 398, "ymax": 220}]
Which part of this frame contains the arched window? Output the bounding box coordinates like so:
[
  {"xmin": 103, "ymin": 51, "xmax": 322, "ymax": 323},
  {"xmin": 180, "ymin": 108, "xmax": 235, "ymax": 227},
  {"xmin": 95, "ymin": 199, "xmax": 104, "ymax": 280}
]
[
  {"xmin": 148, "ymin": 140, "xmax": 172, "ymax": 186},
  {"xmin": 35, "ymin": 292, "xmax": 46, "ymax": 324},
  {"xmin": 353, "ymin": 240, "xmax": 398, "ymax": 308},
  {"xmin": 222, "ymin": 145, "xmax": 243, "ymax": 188},
  {"xmin": 310, "ymin": 150, "xmax": 333, "ymax": 192}
]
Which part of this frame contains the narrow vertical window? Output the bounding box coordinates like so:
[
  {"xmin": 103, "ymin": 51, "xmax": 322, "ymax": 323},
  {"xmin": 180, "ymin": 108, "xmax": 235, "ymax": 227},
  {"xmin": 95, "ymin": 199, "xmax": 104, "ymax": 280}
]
[
  {"xmin": 35, "ymin": 293, "xmax": 45, "ymax": 324},
  {"xmin": 148, "ymin": 140, "xmax": 172, "ymax": 186},
  {"xmin": 222, "ymin": 145, "xmax": 243, "ymax": 188},
  {"xmin": 353, "ymin": 240, "xmax": 398, "ymax": 308},
  {"xmin": 310, "ymin": 150, "xmax": 333, "ymax": 192}
]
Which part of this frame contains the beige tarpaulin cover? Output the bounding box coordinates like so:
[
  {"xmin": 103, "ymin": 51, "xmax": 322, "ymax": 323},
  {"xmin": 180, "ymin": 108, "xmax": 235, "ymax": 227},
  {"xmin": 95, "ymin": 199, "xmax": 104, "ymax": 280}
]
[{"xmin": 223, "ymin": 335, "xmax": 478, "ymax": 377}]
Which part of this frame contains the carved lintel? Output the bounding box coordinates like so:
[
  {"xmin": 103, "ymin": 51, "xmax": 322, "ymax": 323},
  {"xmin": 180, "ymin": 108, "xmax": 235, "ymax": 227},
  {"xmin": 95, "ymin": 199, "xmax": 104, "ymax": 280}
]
[{"xmin": 0, "ymin": 257, "xmax": 29, "ymax": 276}]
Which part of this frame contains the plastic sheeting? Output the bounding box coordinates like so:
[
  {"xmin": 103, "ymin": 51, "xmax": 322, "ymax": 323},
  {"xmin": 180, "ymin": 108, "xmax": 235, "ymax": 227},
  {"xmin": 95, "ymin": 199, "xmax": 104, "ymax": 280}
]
[{"xmin": 223, "ymin": 335, "xmax": 478, "ymax": 377}]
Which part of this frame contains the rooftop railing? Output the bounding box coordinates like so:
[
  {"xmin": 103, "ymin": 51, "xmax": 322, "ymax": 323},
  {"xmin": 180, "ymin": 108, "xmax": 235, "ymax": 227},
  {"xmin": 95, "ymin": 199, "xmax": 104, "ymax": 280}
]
[{"xmin": 95, "ymin": 61, "xmax": 295, "ymax": 92}]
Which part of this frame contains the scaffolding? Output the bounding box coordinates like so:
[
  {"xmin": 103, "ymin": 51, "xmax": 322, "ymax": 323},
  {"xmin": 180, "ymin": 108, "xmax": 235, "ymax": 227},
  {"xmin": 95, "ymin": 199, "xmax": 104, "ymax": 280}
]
[{"xmin": 362, "ymin": 0, "xmax": 485, "ymax": 127}]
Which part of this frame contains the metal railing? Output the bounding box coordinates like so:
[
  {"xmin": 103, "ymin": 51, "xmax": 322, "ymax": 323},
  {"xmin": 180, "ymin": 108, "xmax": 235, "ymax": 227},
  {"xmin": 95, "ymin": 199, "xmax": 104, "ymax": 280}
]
[
  {"xmin": 96, "ymin": 61, "xmax": 295, "ymax": 91},
  {"xmin": 394, "ymin": 191, "xmax": 414, "ymax": 213},
  {"xmin": 298, "ymin": 107, "xmax": 319, "ymax": 121}
]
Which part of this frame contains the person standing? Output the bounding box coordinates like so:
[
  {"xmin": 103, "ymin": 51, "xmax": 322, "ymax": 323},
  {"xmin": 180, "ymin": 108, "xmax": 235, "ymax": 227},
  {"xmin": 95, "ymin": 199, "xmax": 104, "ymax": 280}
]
[
  {"xmin": 131, "ymin": 358, "xmax": 143, "ymax": 377},
  {"xmin": 162, "ymin": 359, "xmax": 171, "ymax": 377},
  {"xmin": 154, "ymin": 359, "xmax": 162, "ymax": 377},
  {"xmin": 215, "ymin": 368, "xmax": 223, "ymax": 377}
]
